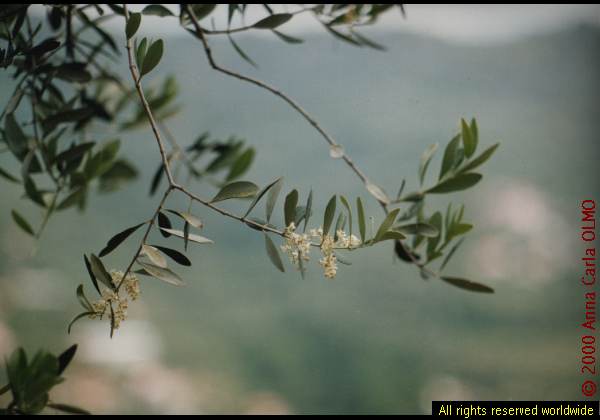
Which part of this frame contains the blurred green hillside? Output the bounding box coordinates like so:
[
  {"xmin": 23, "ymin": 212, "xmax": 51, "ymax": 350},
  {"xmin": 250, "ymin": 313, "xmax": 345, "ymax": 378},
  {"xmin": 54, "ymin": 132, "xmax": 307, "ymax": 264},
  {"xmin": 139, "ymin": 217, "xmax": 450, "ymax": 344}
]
[{"xmin": 0, "ymin": 23, "xmax": 599, "ymax": 414}]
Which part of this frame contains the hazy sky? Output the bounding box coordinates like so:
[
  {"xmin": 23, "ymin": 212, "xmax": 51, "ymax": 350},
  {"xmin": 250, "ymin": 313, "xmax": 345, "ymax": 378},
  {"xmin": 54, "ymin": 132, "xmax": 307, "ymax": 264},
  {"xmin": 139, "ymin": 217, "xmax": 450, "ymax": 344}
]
[{"xmin": 121, "ymin": 4, "xmax": 600, "ymax": 45}]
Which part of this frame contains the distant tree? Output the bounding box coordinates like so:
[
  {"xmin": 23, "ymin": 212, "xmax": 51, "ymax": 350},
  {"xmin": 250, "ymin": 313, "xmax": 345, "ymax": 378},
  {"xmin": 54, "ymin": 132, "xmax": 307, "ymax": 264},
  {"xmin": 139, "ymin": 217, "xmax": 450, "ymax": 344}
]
[{"xmin": 0, "ymin": 4, "xmax": 498, "ymax": 413}]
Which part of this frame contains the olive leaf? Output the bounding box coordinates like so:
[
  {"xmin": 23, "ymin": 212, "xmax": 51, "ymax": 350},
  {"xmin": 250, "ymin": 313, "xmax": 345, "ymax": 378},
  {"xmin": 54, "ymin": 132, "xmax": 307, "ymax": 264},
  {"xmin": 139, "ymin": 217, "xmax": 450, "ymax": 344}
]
[
  {"xmin": 323, "ymin": 195, "xmax": 337, "ymax": 236},
  {"xmin": 151, "ymin": 245, "xmax": 191, "ymax": 266},
  {"xmin": 427, "ymin": 173, "xmax": 482, "ymax": 194},
  {"xmin": 244, "ymin": 177, "xmax": 282, "ymax": 218},
  {"xmin": 264, "ymin": 233, "xmax": 285, "ymax": 272},
  {"xmin": 141, "ymin": 244, "xmax": 168, "ymax": 268},
  {"xmin": 440, "ymin": 276, "xmax": 494, "ymax": 293},
  {"xmin": 137, "ymin": 260, "xmax": 184, "ymax": 286},
  {"xmin": 159, "ymin": 228, "xmax": 214, "ymax": 244},
  {"xmin": 11, "ymin": 210, "xmax": 34, "ymax": 236},
  {"xmin": 211, "ymin": 181, "xmax": 259, "ymax": 203},
  {"xmin": 284, "ymin": 189, "xmax": 298, "ymax": 227},
  {"xmin": 266, "ymin": 177, "xmax": 283, "ymax": 222},
  {"xmin": 98, "ymin": 222, "xmax": 145, "ymax": 257},
  {"xmin": 253, "ymin": 13, "xmax": 292, "ymax": 29}
]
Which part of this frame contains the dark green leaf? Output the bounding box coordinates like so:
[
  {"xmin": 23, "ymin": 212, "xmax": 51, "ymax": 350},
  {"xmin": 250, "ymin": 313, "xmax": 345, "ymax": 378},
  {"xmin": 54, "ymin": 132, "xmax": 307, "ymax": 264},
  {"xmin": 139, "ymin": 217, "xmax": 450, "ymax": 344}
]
[
  {"xmin": 98, "ymin": 223, "xmax": 145, "ymax": 257},
  {"xmin": 439, "ymin": 134, "xmax": 460, "ymax": 180},
  {"xmin": 461, "ymin": 118, "xmax": 475, "ymax": 158},
  {"xmin": 394, "ymin": 222, "xmax": 439, "ymax": 237},
  {"xmin": 284, "ymin": 189, "xmax": 298, "ymax": 227},
  {"xmin": 53, "ymin": 142, "xmax": 94, "ymax": 166},
  {"xmin": 11, "ymin": 210, "xmax": 34, "ymax": 236},
  {"xmin": 272, "ymin": 30, "xmax": 303, "ymax": 44},
  {"xmin": 4, "ymin": 113, "xmax": 27, "ymax": 159},
  {"xmin": 357, "ymin": 197, "xmax": 366, "ymax": 242},
  {"xmin": 83, "ymin": 254, "xmax": 101, "ymax": 295},
  {"xmin": 266, "ymin": 177, "xmax": 283, "ymax": 222},
  {"xmin": 264, "ymin": 234, "xmax": 285, "ymax": 272},
  {"xmin": 142, "ymin": 5, "xmax": 173, "ymax": 17},
  {"xmin": 125, "ymin": 12, "xmax": 141, "ymax": 39},
  {"xmin": 151, "ymin": 245, "xmax": 191, "ymax": 266},
  {"xmin": 149, "ymin": 164, "xmax": 164, "ymax": 196},
  {"xmin": 157, "ymin": 212, "xmax": 172, "ymax": 237},
  {"xmin": 226, "ymin": 147, "xmax": 254, "ymax": 181},
  {"xmin": 136, "ymin": 37, "xmax": 147, "ymax": 69},
  {"xmin": 427, "ymin": 173, "xmax": 482, "ymax": 194},
  {"xmin": 440, "ymin": 238, "xmax": 464, "ymax": 271},
  {"xmin": 244, "ymin": 177, "xmax": 283, "ymax": 219},
  {"xmin": 57, "ymin": 345, "xmax": 77, "ymax": 375},
  {"xmin": 440, "ymin": 276, "xmax": 494, "ymax": 293},
  {"xmin": 76, "ymin": 285, "xmax": 93, "ymax": 311},
  {"xmin": 253, "ymin": 13, "xmax": 292, "ymax": 29},
  {"xmin": 323, "ymin": 195, "xmax": 337, "ymax": 236},
  {"xmin": 140, "ymin": 39, "xmax": 163, "ymax": 76},
  {"xmin": 375, "ymin": 208, "xmax": 400, "ymax": 242},
  {"xmin": 339, "ymin": 195, "xmax": 353, "ymax": 237},
  {"xmin": 211, "ymin": 181, "xmax": 259, "ymax": 203},
  {"xmin": 227, "ymin": 34, "xmax": 256, "ymax": 67},
  {"xmin": 68, "ymin": 312, "xmax": 94, "ymax": 334},
  {"xmin": 303, "ymin": 190, "xmax": 313, "ymax": 233},
  {"xmin": 460, "ymin": 143, "xmax": 499, "ymax": 173}
]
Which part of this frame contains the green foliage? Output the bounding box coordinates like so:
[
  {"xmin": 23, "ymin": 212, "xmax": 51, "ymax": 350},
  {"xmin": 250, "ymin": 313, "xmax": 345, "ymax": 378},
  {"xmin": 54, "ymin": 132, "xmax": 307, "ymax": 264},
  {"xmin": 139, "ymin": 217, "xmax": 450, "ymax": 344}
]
[{"xmin": 1, "ymin": 345, "xmax": 88, "ymax": 415}]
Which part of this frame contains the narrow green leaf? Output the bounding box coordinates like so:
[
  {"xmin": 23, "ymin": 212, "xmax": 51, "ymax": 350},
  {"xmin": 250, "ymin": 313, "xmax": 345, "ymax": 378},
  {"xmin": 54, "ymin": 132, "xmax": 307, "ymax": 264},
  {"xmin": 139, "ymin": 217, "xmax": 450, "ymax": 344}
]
[
  {"xmin": 377, "ymin": 230, "xmax": 406, "ymax": 242},
  {"xmin": 76, "ymin": 285, "xmax": 93, "ymax": 311},
  {"xmin": 439, "ymin": 134, "xmax": 461, "ymax": 180},
  {"xmin": 339, "ymin": 195, "xmax": 353, "ymax": 237},
  {"xmin": 151, "ymin": 245, "xmax": 191, "ymax": 266},
  {"xmin": 137, "ymin": 260, "xmax": 184, "ymax": 286},
  {"xmin": 440, "ymin": 276, "xmax": 494, "ymax": 293},
  {"xmin": 394, "ymin": 222, "xmax": 439, "ymax": 237},
  {"xmin": 140, "ymin": 39, "xmax": 163, "ymax": 76},
  {"xmin": 136, "ymin": 37, "xmax": 147, "ymax": 69},
  {"xmin": 419, "ymin": 143, "xmax": 438, "ymax": 185},
  {"xmin": 226, "ymin": 147, "xmax": 254, "ymax": 181},
  {"xmin": 440, "ymin": 238, "xmax": 464, "ymax": 271},
  {"xmin": 227, "ymin": 34, "xmax": 256, "ymax": 67},
  {"xmin": 253, "ymin": 13, "xmax": 292, "ymax": 29},
  {"xmin": 272, "ymin": 30, "xmax": 303, "ymax": 44},
  {"xmin": 264, "ymin": 234, "xmax": 285, "ymax": 272},
  {"xmin": 68, "ymin": 312, "xmax": 94, "ymax": 334},
  {"xmin": 125, "ymin": 12, "xmax": 141, "ymax": 39},
  {"xmin": 266, "ymin": 177, "xmax": 283, "ymax": 222},
  {"xmin": 83, "ymin": 254, "xmax": 101, "ymax": 295},
  {"xmin": 53, "ymin": 142, "xmax": 95, "ymax": 166},
  {"xmin": 4, "ymin": 113, "xmax": 27, "ymax": 159},
  {"xmin": 157, "ymin": 212, "xmax": 172, "ymax": 237},
  {"xmin": 461, "ymin": 118, "xmax": 475, "ymax": 158},
  {"xmin": 323, "ymin": 195, "xmax": 337, "ymax": 236},
  {"xmin": 460, "ymin": 143, "xmax": 499, "ymax": 173},
  {"xmin": 470, "ymin": 118, "xmax": 479, "ymax": 152},
  {"xmin": 303, "ymin": 190, "xmax": 313, "ymax": 233},
  {"xmin": 159, "ymin": 228, "xmax": 213, "ymax": 244},
  {"xmin": 357, "ymin": 197, "xmax": 366, "ymax": 242},
  {"xmin": 284, "ymin": 189, "xmax": 298, "ymax": 227},
  {"xmin": 98, "ymin": 223, "xmax": 145, "ymax": 257},
  {"xmin": 427, "ymin": 173, "xmax": 482, "ymax": 194},
  {"xmin": 89, "ymin": 254, "xmax": 115, "ymax": 290},
  {"xmin": 211, "ymin": 181, "xmax": 259, "ymax": 203},
  {"xmin": 142, "ymin": 5, "xmax": 173, "ymax": 17},
  {"xmin": 11, "ymin": 210, "xmax": 34, "ymax": 236},
  {"xmin": 57, "ymin": 344, "xmax": 77, "ymax": 375},
  {"xmin": 375, "ymin": 208, "xmax": 400, "ymax": 241},
  {"xmin": 183, "ymin": 221, "xmax": 190, "ymax": 252},
  {"xmin": 244, "ymin": 177, "xmax": 282, "ymax": 218}
]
